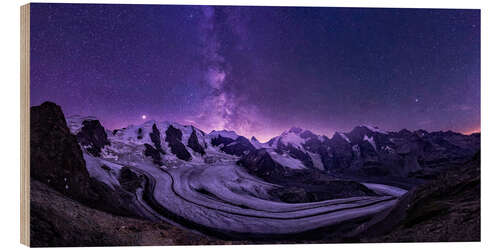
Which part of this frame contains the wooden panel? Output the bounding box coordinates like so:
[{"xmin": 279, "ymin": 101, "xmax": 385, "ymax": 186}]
[{"xmin": 20, "ymin": 3, "xmax": 30, "ymax": 247}]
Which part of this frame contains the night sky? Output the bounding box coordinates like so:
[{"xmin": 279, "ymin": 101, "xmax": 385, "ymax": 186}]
[{"xmin": 30, "ymin": 4, "xmax": 480, "ymax": 141}]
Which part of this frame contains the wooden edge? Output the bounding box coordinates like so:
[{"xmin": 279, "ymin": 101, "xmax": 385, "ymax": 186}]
[{"xmin": 20, "ymin": 3, "xmax": 30, "ymax": 247}]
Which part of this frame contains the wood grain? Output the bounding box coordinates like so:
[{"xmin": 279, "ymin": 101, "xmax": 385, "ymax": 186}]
[{"xmin": 20, "ymin": 3, "xmax": 30, "ymax": 246}]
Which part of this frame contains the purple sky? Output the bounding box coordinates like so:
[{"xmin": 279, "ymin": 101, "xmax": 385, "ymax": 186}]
[{"xmin": 30, "ymin": 4, "xmax": 480, "ymax": 141}]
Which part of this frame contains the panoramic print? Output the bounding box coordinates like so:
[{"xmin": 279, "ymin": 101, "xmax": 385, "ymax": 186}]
[{"xmin": 29, "ymin": 3, "xmax": 480, "ymax": 246}]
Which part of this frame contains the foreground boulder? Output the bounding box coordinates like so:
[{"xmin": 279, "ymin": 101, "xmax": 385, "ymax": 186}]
[
  {"xmin": 76, "ymin": 119, "xmax": 110, "ymax": 157},
  {"xmin": 30, "ymin": 102, "xmax": 95, "ymax": 201}
]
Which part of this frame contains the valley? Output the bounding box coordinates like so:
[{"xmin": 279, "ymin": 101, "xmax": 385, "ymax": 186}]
[{"xmin": 29, "ymin": 102, "xmax": 480, "ymax": 245}]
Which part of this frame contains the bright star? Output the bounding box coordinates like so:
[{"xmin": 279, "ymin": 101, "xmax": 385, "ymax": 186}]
[{"xmin": 141, "ymin": 115, "xmax": 147, "ymax": 120}]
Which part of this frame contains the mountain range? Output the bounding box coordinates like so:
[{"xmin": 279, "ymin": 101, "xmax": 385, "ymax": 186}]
[
  {"xmin": 29, "ymin": 102, "xmax": 480, "ymax": 246},
  {"xmin": 70, "ymin": 111, "xmax": 479, "ymax": 186}
]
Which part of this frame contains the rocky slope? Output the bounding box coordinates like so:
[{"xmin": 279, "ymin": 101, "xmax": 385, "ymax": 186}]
[
  {"xmin": 237, "ymin": 149, "xmax": 377, "ymax": 202},
  {"xmin": 30, "ymin": 102, "xmax": 169, "ymax": 218},
  {"xmin": 264, "ymin": 126, "xmax": 479, "ymax": 180},
  {"xmin": 359, "ymin": 152, "xmax": 480, "ymax": 242},
  {"xmin": 29, "ymin": 102, "xmax": 240, "ymax": 246},
  {"xmin": 29, "ymin": 101, "xmax": 480, "ymax": 245},
  {"xmin": 30, "ymin": 102, "xmax": 96, "ymax": 202},
  {"xmin": 30, "ymin": 179, "xmax": 228, "ymax": 247},
  {"xmin": 76, "ymin": 119, "xmax": 110, "ymax": 157}
]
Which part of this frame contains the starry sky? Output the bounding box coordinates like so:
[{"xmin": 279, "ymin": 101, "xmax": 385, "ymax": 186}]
[{"xmin": 30, "ymin": 4, "xmax": 480, "ymax": 141}]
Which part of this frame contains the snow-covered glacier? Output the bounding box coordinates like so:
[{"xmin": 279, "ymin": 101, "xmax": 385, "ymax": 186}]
[{"xmin": 73, "ymin": 118, "xmax": 408, "ymax": 238}]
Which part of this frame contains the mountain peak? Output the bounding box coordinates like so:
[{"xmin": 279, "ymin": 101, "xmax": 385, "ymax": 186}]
[
  {"xmin": 208, "ymin": 129, "xmax": 239, "ymax": 140},
  {"xmin": 287, "ymin": 127, "xmax": 304, "ymax": 134},
  {"xmin": 299, "ymin": 130, "xmax": 317, "ymax": 139},
  {"xmin": 332, "ymin": 132, "xmax": 351, "ymax": 143},
  {"xmin": 361, "ymin": 125, "xmax": 387, "ymax": 134}
]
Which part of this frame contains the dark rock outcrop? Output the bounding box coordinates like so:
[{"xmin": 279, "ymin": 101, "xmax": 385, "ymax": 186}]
[
  {"xmin": 30, "ymin": 102, "xmax": 150, "ymax": 217},
  {"xmin": 221, "ymin": 136, "xmax": 255, "ymax": 156},
  {"xmin": 149, "ymin": 124, "xmax": 165, "ymax": 154},
  {"xmin": 210, "ymin": 135, "xmax": 234, "ymax": 147},
  {"xmin": 238, "ymin": 149, "xmax": 376, "ymax": 202},
  {"xmin": 137, "ymin": 128, "xmax": 143, "ymax": 140},
  {"xmin": 278, "ymin": 125, "xmax": 480, "ymax": 180},
  {"xmin": 143, "ymin": 124, "xmax": 167, "ymax": 165},
  {"xmin": 166, "ymin": 125, "xmax": 182, "ymax": 141},
  {"xmin": 76, "ymin": 119, "xmax": 110, "ymax": 157},
  {"xmin": 250, "ymin": 136, "xmax": 260, "ymax": 144},
  {"xmin": 187, "ymin": 128, "xmax": 205, "ymax": 155},
  {"xmin": 118, "ymin": 167, "xmax": 145, "ymax": 193},
  {"xmin": 276, "ymin": 141, "xmax": 314, "ymax": 168},
  {"xmin": 268, "ymin": 181, "xmax": 375, "ymax": 203},
  {"xmin": 327, "ymin": 132, "xmax": 354, "ymax": 171},
  {"xmin": 237, "ymin": 149, "xmax": 288, "ymax": 180},
  {"xmin": 165, "ymin": 125, "xmax": 191, "ymax": 161},
  {"xmin": 144, "ymin": 143, "xmax": 163, "ymax": 165},
  {"xmin": 211, "ymin": 133, "xmax": 256, "ymax": 156},
  {"xmin": 242, "ymin": 125, "xmax": 480, "ymax": 184},
  {"xmin": 30, "ymin": 102, "xmax": 96, "ymax": 201}
]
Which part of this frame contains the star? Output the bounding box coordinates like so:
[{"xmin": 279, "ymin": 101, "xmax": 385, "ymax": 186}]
[{"xmin": 29, "ymin": 4, "xmax": 479, "ymax": 136}]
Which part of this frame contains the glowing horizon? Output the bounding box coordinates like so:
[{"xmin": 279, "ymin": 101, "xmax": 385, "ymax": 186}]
[{"xmin": 31, "ymin": 5, "xmax": 480, "ymax": 141}]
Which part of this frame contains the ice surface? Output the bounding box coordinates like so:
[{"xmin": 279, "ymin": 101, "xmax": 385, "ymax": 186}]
[
  {"xmin": 279, "ymin": 131, "xmax": 306, "ymax": 149},
  {"xmin": 268, "ymin": 150, "xmax": 307, "ymax": 170},
  {"xmin": 75, "ymin": 118, "xmax": 406, "ymax": 236},
  {"xmin": 362, "ymin": 183, "xmax": 407, "ymax": 197},
  {"xmin": 83, "ymin": 153, "xmax": 123, "ymax": 189},
  {"xmin": 309, "ymin": 152, "xmax": 325, "ymax": 170}
]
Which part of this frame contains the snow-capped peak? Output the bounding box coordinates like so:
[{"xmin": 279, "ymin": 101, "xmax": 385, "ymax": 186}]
[
  {"xmin": 250, "ymin": 136, "xmax": 269, "ymax": 149},
  {"xmin": 277, "ymin": 130, "xmax": 306, "ymax": 149},
  {"xmin": 362, "ymin": 125, "xmax": 388, "ymax": 134},
  {"xmin": 287, "ymin": 127, "xmax": 304, "ymax": 134},
  {"xmin": 208, "ymin": 130, "xmax": 239, "ymax": 140},
  {"xmin": 66, "ymin": 115, "xmax": 100, "ymax": 134}
]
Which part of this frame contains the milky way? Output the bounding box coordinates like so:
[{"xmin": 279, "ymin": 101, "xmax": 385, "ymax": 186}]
[{"xmin": 30, "ymin": 4, "xmax": 480, "ymax": 141}]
